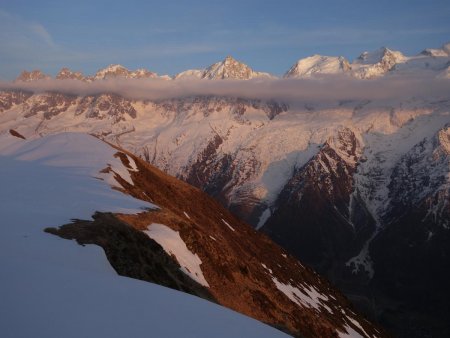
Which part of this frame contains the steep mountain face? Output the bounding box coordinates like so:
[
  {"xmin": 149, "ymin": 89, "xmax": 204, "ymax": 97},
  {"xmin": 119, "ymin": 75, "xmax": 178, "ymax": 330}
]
[
  {"xmin": 368, "ymin": 126, "xmax": 450, "ymax": 337},
  {"xmin": 1, "ymin": 131, "xmax": 384, "ymax": 338},
  {"xmin": 262, "ymin": 128, "xmax": 375, "ymax": 278},
  {"xmin": 175, "ymin": 56, "xmax": 273, "ymax": 80}
]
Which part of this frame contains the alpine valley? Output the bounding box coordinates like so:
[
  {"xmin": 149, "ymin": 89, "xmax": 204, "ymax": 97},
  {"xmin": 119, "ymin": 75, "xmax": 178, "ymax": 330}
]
[{"xmin": 1, "ymin": 43, "xmax": 450, "ymax": 337}]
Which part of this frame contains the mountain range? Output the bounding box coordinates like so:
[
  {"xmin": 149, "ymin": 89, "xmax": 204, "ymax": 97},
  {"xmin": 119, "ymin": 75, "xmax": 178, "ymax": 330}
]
[
  {"xmin": 1, "ymin": 42, "xmax": 449, "ymax": 337},
  {"xmin": 10, "ymin": 42, "xmax": 450, "ymax": 81}
]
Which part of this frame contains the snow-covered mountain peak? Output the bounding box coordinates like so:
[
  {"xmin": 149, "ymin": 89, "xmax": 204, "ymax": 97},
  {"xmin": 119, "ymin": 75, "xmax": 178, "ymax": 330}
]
[
  {"xmin": 355, "ymin": 47, "xmax": 405, "ymax": 65},
  {"xmin": 284, "ymin": 55, "xmax": 351, "ymax": 78},
  {"xmin": 203, "ymin": 56, "xmax": 273, "ymax": 80},
  {"xmin": 174, "ymin": 69, "xmax": 204, "ymax": 79},
  {"xmin": 15, "ymin": 70, "xmax": 50, "ymax": 82},
  {"xmin": 94, "ymin": 64, "xmax": 130, "ymax": 79},
  {"xmin": 203, "ymin": 56, "xmax": 254, "ymax": 80},
  {"xmin": 352, "ymin": 47, "xmax": 406, "ymax": 79},
  {"xmin": 174, "ymin": 56, "xmax": 272, "ymax": 80},
  {"xmin": 56, "ymin": 67, "xmax": 85, "ymax": 80},
  {"xmin": 420, "ymin": 48, "xmax": 449, "ymax": 57},
  {"xmin": 129, "ymin": 68, "xmax": 158, "ymax": 79},
  {"xmin": 93, "ymin": 64, "xmax": 159, "ymax": 80}
]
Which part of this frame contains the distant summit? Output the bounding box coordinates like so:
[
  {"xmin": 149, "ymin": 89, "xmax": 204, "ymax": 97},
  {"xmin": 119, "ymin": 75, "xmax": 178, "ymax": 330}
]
[
  {"xmin": 16, "ymin": 70, "xmax": 50, "ymax": 82},
  {"xmin": 56, "ymin": 67, "xmax": 85, "ymax": 80},
  {"xmin": 11, "ymin": 42, "xmax": 450, "ymax": 81},
  {"xmin": 94, "ymin": 64, "xmax": 159, "ymax": 80},
  {"xmin": 284, "ymin": 55, "xmax": 351, "ymax": 78},
  {"xmin": 175, "ymin": 56, "xmax": 273, "ymax": 80}
]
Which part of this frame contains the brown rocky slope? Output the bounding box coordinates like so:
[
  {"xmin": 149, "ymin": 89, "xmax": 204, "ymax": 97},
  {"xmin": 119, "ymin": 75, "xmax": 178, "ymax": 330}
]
[{"xmin": 45, "ymin": 139, "xmax": 385, "ymax": 338}]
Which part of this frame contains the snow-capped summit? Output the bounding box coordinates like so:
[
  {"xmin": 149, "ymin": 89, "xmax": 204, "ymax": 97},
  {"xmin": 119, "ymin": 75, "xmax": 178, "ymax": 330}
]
[
  {"xmin": 354, "ymin": 47, "xmax": 405, "ymax": 65},
  {"xmin": 175, "ymin": 56, "xmax": 273, "ymax": 80},
  {"xmin": 94, "ymin": 64, "xmax": 130, "ymax": 79},
  {"xmin": 420, "ymin": 48, "xmax": 449, "ymax": 57},
  {"xmin": 94, "ymin": 64, "xmax": 158, "ymax": 80},
  {"xmin": 130, "ymin": 68, "xmax": 159, "ymax": 79},
  {"xmin": 174, "ymin": 69, "xmax": 205, "ymax": 80},
  {"xmin": 284, "ymin": 55, "xmax": 351, "ymax": 78},
  {"xmin": 203, "ymin": 55, "xmax": 265, "ymax": 80},
  {"xmin": 56, "ymin": 67, "xmax": 85, "ymax": 80},
  {"xmin": 15, "ymin": 70, "xmax": 50, "ymax": 82},
  {"xmin": 420, "ymin": 42, "xmax": 450, "ymax": 57},
  {"xmin": 352, "ymin": 47, "xmax": 406, "ymax": 79}
]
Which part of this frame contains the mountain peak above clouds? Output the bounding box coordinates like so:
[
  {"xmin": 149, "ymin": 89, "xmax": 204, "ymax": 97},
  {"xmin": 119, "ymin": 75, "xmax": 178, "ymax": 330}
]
[
  {"xmin": 15, "ymin": 70, "xmax": 51, "ymax": 82},
  {"xmin": 8, "ymin": 42, "xmax": 450, "ymax": 82},
  {"xmin": 56, "ymin": 67, "xmax": 85, "ymax": 80},
  {"xmin": 203, "ymin": 55, "xmax": 273, "ymax": 80},
  {"xmin": 420, "ymin": 42, "xmax": 450, "ymax": 57},
  {"xmin": 284, "ymin": 55, "xmax": 351, "ymax": 78},
  {"xmin": 174, "ymin": 56, "xmax": 274, "ymax": 80},
  {"xmin": 94, "ymin": 64, "xmax": 156, "ymax": 80},
  {"xmin": 351, "ymin": 47, "xmax": 407, "ymax": 79}
]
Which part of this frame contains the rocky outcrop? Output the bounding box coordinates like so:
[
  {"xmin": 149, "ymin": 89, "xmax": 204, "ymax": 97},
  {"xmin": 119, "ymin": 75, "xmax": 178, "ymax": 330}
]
[{"xmin": 45, "ymin": 144, "xmax": 385, "ymax": 338}]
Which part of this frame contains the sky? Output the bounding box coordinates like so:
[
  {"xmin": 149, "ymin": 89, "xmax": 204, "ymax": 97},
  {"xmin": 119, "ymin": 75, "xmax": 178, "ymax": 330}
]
[{"xmin": 0, "ymin": 0, "xmax": 449, "ymax": 79}]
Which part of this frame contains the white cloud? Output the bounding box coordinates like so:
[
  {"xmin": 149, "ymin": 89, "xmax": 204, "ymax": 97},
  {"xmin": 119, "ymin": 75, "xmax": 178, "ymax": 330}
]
[{"xmin": 1, "ymin": 75, "xmax": 449, "ymax": 104}]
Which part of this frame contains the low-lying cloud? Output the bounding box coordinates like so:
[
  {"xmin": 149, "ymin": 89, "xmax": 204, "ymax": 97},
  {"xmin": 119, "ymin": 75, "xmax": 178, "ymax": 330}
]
[{"xmin": 1, "ymin": 75, "xmax": 449, "ymax": 104}]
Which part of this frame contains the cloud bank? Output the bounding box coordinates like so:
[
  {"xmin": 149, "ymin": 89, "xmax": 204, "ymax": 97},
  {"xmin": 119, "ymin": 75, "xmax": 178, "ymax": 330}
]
[{"xmin": 1, "ymin": 76, "xmax": 449, "ymax": 104}]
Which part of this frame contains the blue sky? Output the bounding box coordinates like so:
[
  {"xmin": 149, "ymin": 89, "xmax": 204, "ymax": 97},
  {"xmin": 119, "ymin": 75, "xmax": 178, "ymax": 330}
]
[{"xmin": 0, "ymin": 0, "xmax": 449, "ymax": 79}]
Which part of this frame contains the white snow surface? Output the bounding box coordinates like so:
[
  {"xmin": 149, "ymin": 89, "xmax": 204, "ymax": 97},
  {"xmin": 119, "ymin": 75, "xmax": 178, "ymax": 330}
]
[
  {"xmin": 2, "ymin": 92, "xmax": 449, "ymax": 234},
  {"xmin": 0, "ymin": 132, "xmax": 289, "ymax": 338},
  {"xmin": 284, "ymin": 55, "xmax": 350, "ymax": 78},
  {"xmin": 145, "ymin": 223, "xmax": 210, "ymax": 287}
]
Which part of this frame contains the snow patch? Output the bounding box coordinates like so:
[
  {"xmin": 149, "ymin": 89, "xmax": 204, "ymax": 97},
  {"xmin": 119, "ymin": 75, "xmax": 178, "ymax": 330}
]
[
  {"xmin": 256, "ymin": 208, "xmax": 271, "ymax": 230},
  {"xmin": 126, "ymin": 154, "xmax": 138, "ymax": 171},
  {"xmin": 222, "ymin": 219, "xmax": 235, "ymax": 232},
  {"xmin": 262, "ymin": 261, "xmax": 329, "ymax": 311},
  {"xmin": 338, "ymin": 324, "xmax": 364, "ymax": 338},
  {"xmin": 145, "ymin": 223, "xmax": 209, "ymax": 287}
]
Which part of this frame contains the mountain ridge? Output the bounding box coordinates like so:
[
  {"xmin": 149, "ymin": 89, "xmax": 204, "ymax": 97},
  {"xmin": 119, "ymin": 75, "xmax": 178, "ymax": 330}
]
[{"xmin": 11, "ymin": 42, "xmax": 450, "ymax": 81}]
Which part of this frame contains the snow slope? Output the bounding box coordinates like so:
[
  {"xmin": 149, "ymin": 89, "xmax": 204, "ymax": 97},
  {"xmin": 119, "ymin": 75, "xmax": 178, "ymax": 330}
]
[
  {"xmin": 0, "ymin": 132, "xmax": 289, "ymax": 338},
  {"xmin": 284, "ymin": 55, "xmax": 351, "ymax": 78}
]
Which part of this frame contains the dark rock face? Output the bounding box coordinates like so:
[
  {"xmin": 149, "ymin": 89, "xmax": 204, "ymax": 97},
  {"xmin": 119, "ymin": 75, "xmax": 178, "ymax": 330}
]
[
  {"xmin": 368, "ymin": 128, "xmax": 450, "ymax": 337},
  {"xmin": 0, "ymin": 91, "xmax": 32, "ymax": 112},
  {"xmin": 370, "ymin": 204, "xmax": 450, "ymax": 338},
  {"xmin": 253, "ymin": 125, "xmax": 449, "ymax": 337},
  {"xmin": 45, "ymin": 212, "xmax": 213, "ymax": 300},
  {"xmin": 262, "ymin": 128, "xmax": 375, "ymax": 279},
  {"xmin": 24, "ymin": 93, "xmax": 77, "ymax": 119},
  {"xmin": 78, "ymin": 94, "xmax": 137, "ymax": 121},
  {"xmin": 183, "ymin": 133, "xmax": 234, "ymax": 206}
]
